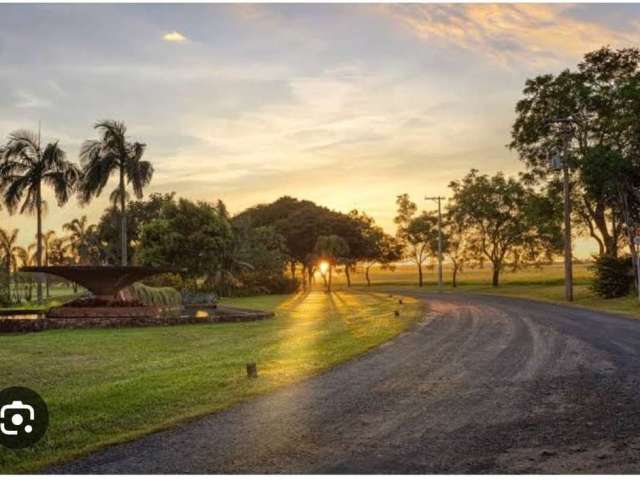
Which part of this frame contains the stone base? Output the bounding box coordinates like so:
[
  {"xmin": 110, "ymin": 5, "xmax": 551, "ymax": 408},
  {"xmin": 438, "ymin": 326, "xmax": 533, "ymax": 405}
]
[
  {"xmin": 0, "ymin": 306, "xmax": 274, "ymax": 334},
  {"xmin": 46, "ymin": 305, "xmax": 169, "ymax": 319}
]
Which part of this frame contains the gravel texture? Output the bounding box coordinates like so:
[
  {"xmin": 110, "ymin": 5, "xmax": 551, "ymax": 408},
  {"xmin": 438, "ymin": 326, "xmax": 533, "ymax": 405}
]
[{"xmin": 48, "ymin": 292, "xmax": 640, "ymax": 474}]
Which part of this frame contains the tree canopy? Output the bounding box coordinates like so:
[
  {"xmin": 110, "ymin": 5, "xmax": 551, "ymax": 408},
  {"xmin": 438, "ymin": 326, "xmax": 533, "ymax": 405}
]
[{"xmin": 448, "ymin": 169, "xmax": 562, "ymax": 286}]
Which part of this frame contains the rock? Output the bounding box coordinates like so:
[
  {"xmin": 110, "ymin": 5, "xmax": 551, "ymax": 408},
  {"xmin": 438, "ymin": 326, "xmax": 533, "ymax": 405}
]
[{"xmin": 540, "ymin": 450, "xmax": 557, "ymax": 458}]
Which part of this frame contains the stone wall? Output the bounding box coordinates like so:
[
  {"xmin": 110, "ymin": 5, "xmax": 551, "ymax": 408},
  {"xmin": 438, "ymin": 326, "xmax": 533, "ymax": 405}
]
[{"xmin": 0, "ymin": 306, "xmax": 274, "ymax": 334}]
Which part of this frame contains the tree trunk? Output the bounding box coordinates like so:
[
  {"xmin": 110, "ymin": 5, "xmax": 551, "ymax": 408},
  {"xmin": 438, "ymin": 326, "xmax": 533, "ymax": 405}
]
[
  {"xmin": 36, "ymin": 183, "xmax": 43, "ymax": 304},
  {"xmin": 345, "ymin": 264, "xmax": 351, "ymax": 287},
  {"xmin": 365, "ymin": 266, "xmax": 371, "ymax": 287},
  {"xmin": 119, "ymin": 166, "xmax": 127, "ymax": 266},
  {"xmin": 290, "ymin": 262, "xmax": 296, "ymax": 279},
  {"xmin": 301, "ymin": 265, "xmax": 307, "ymax": 289},
  {"xmin": 328, "ymin": 265, "xmax": 333, "ymax": 293},
  {"xmin": 417, "ymin": 263, "xmax": 423, "ymax": 287},
  {"xmin": 45, "ymin": 248, "xmax": 50, "ymax": 298},
  {"xmin": 452, "ymin": 264, "xmax": 458, "ymax": 288},
  {"xmin": 492, "ymin": 263, "xmax": 500, "ymax": 287}
]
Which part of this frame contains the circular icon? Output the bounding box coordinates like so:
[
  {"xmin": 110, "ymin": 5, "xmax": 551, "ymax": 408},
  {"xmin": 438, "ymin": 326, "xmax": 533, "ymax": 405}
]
[{"xmin": 0, "ymin": 386, "xmax": 49, "ymax": 449}]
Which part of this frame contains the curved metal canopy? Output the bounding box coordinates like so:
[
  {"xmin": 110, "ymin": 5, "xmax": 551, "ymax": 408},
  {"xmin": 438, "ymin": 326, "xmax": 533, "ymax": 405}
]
[{"xmin": 21, "ymin": 266, "xmax": 183, "ymax": 298}]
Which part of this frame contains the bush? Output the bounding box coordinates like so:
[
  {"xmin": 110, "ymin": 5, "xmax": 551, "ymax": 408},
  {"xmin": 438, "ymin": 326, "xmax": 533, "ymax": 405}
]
[
  {"xmin": 590, "ymin": 254, "xmax": 634, "ymax": 298},
  {"xmin": 129, "ymin": 283, "xmax": 182, "ymax": 306},
  {"xmin": 233, "ymin": 273, "xmax": 299, "ymax": 296},
  {"xmin": 181, "ymin": 290, "xmax": 218, "ymax": 306}
]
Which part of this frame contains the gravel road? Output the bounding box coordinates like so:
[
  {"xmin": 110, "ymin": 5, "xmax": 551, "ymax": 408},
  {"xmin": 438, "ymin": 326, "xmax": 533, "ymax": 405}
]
[{"xmin": 49, "ymin": 292, "xmax": 640, "ymax": 474}]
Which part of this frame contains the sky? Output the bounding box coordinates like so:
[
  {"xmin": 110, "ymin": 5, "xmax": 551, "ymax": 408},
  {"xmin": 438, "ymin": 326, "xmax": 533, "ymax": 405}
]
[{"xmin": 1, "ymin": 3, "xmax": 640, "ymax": 257}]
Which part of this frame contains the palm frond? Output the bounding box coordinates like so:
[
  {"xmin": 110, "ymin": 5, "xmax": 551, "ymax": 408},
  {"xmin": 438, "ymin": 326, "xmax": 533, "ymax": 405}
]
[
  {"xmin": 109, "ymin": 187, "xmax": 130, "ymax": 206},
  {"xmin": 2, "ymin": 174, "xmax": 31, "ymax": 214},
  {"xmin": 6, "ymin": 130, "xmax": 40, "ymax": 164}
]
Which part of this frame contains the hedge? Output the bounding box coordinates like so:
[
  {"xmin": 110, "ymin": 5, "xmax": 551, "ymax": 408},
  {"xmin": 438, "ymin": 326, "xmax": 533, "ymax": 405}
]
[{"xmin": 129, "ymin": 283, "xmax": 182, "ymax": 306}]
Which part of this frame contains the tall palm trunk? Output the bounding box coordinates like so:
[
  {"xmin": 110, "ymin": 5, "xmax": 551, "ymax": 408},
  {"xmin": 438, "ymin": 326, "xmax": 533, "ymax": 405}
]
[
  {"xmin": 36, "ymin": 183, "xmax": 43, "ymax": 304},
  {"xmin": 119, "ymin": 165, "xmax": 127, "ymax": 266}
]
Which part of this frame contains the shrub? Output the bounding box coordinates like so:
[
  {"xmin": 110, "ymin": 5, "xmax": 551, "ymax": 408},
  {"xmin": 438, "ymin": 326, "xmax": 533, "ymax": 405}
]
[
  {"xmin": 129, "ymin": 283, "xmax": 182, "ymax": 306},
  {"xmin": 180, "ymin": 290, "xmax": 218, "ymax": 306},
  {"xmin": 590, "ymin": 254, "xmax": 634, "ymax": 298},
  {"xmin": 233, "ymin": 273, "xmax": 299, "ymax": 296}
]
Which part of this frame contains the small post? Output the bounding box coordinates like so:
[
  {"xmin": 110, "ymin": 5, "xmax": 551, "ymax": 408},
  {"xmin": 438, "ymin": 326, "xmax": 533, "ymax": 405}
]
[{"xmin": 246, "ymin": 362, "xmax": 258, "ymax": 378}]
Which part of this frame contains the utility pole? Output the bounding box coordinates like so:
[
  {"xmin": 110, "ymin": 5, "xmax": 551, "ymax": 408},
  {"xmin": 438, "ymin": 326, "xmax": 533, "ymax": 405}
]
[
  {"xmin": 425, "ymin": 196, "xmax": 445, "ymax": 290},
  {"xmin": 549, "ymin": 117, "xmax": 574, "ymax": 302}
]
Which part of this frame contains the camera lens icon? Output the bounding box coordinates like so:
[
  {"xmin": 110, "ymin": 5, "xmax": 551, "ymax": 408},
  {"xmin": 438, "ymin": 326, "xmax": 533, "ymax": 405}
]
[
  {"xmin": 1, "ymin": 400, "xmax": 35, "ymax": 436},
  {"xmin": 0, "ymin": 387, "xmax": 48, "ymax": 449}
]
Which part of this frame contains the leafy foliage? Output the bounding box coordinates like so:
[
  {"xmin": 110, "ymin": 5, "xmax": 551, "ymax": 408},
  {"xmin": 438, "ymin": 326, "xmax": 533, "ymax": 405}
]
[
  {"xmin": 590, "ymin": 254, "xmax": 634, "ymax": 298},
  {"xmin": 394, "ymin": 194, "xmax": 441, "ymax": 287},
  {"xmin": 78, "ymin": 120, "xmax": 153, "ymax": 265},
  {"xmin": 137, "ymin": 197, "xmax": 234, "ymax": 282},
  {"xmin": 511, "ymin": 47, "xmax": 640, "ymax": 258},
  {"xmin": 448, "ymin": 169, "xmax": 561, "ymax": 287}
]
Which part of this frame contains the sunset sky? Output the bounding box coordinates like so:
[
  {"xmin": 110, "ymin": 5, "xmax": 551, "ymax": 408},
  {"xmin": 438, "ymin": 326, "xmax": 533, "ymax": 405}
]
[{"xmin": 1, "ymin": 3, "xmax": 640, "ymax": 257}]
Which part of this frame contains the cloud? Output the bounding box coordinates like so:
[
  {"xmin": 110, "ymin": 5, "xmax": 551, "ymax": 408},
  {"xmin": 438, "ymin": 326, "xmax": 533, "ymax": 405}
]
[
  {"xmin": 14, "ymin": 90, "xmax": 52, "ymax": 109},
  {"xmin": 380, "ymin": 4, "xmax": 640, "ymax": 68},
  {"xmin": 163, "ymin": 31, "xmax": 188, "ymax": 43}
]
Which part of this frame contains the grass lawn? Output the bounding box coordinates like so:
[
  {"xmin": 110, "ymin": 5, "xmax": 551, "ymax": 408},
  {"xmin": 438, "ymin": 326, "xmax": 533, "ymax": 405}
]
[
  {"xmin": 348, "ymin": 263, "xmax": 640, "ymax": 319},
  {"xmin": 0, "ymin": 284, "xmax": 81, "ymax": 312},
  {"xmin": 0, "ymin": 289, "xmax": 423, "ymax": 473}
]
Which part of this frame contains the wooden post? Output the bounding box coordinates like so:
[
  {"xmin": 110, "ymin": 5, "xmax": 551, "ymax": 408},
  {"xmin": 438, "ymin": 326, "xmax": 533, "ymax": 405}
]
[{"xmin": 246, "ymin": 362, "xmax": 258, "ymax": 378}]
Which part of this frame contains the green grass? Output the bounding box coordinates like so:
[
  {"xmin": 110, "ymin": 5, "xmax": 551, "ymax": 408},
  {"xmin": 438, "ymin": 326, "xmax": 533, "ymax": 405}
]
[
  {"xmin": 344, "ymin": 262, "xmax": 640, "ymax": 319},
  {"xmin": 0, "ymin": 285, "xmax": 81, "ymax": 312},
  {"xmin": 335, "ymin": 262, "xmax": 594, "ymax": 287},
  {"xmin": 0, "ymin": 290, "xmax": 423, "ymax": 473}
]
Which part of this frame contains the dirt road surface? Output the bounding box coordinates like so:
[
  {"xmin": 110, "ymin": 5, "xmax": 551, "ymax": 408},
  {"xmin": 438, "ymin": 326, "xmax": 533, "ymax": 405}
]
[{"xmin": 49, "ymin": 292, "xmax": 640, "ymax": 474}]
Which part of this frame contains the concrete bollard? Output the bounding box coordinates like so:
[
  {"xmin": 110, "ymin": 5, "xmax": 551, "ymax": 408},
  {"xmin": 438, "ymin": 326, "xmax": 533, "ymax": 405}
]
[{"xmin": 246, "ymin": 362, "xmax": 258, "ymax": 378}]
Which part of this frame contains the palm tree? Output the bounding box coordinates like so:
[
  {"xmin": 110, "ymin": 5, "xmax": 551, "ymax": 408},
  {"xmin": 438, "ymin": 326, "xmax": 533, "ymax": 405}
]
[
  {"xmin": 78, "ymin": 120, "xmax": 153, "ymax": 266},
  {"xmin": 41, "ymin": 230, "xmax": 57, "ymax": 297},
  {"xmin": 63, "ymin": 215, "xmax": 95, "ymax": 264},
  {"xmin": 0, "ymin": 229, "xmax": 23, "ymax": 298},
  {"xmin": 0, "ymin": 130, "xmax": 79, "ymax": 303},
  {"xmin": 15, "ymin": 243, "xmax": 36, "ymax": 303}
]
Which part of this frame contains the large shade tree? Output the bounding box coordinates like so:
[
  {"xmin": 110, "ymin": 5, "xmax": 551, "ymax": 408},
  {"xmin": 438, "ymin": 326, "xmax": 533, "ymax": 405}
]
[
  {"xmin": 0, "ymin": 130, "xmax": 79, "ymax": 302},
  {"xmin": 394, "ymin": 194, "xmax": 440, "ymax": 287},
  {"xmin": 510, "ymin": 47, "xmax": 640, "ymax": 258},
  {"xmin": 314, "ymin": 235, "xmax": 349, "ymax": 293},
  {"xmin": 448, "ymin": 170, "xmax": 562, "ymax": 287},
  {"xmin": 78, "ymin": 120, "xmax": 153, "ymax": 266},
  {"xmin": 350, "ymin": 210, "xmax": 402, "ymax": 287},
  {"xmin": 137, "ymin": 197, "xmax": 234, "ymax": 290}
]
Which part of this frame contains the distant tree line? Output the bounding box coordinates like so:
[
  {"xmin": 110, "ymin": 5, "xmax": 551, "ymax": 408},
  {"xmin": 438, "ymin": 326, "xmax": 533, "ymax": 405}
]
[{"xmin": 2, "ymin": 46, "xmax": 640, "ymax": 301}]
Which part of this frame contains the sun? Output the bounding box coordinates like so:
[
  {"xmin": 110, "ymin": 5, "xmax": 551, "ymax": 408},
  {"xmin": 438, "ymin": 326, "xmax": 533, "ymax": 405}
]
[{"xmin": 319, "ymin": 261, "xmax": 330, "ymax": 275}]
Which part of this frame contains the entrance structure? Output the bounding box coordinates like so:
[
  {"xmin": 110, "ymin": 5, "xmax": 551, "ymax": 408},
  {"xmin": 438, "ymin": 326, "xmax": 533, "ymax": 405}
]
[{"xmin": 21, "ymin": 266, "xmax": 180, "ymax": 300}]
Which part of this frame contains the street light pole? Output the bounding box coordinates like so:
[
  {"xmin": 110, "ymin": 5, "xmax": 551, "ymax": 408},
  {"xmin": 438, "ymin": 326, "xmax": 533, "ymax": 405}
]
[{"xmin": 425, "ymin": 196, "xmax": 445, "ymax": 290}]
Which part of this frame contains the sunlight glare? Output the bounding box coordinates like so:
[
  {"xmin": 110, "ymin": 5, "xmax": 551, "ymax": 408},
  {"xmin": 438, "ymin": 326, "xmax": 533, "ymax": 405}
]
[{"xmin": 319, "ymin": 261, "xmax": 329, "ymax": 275}]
